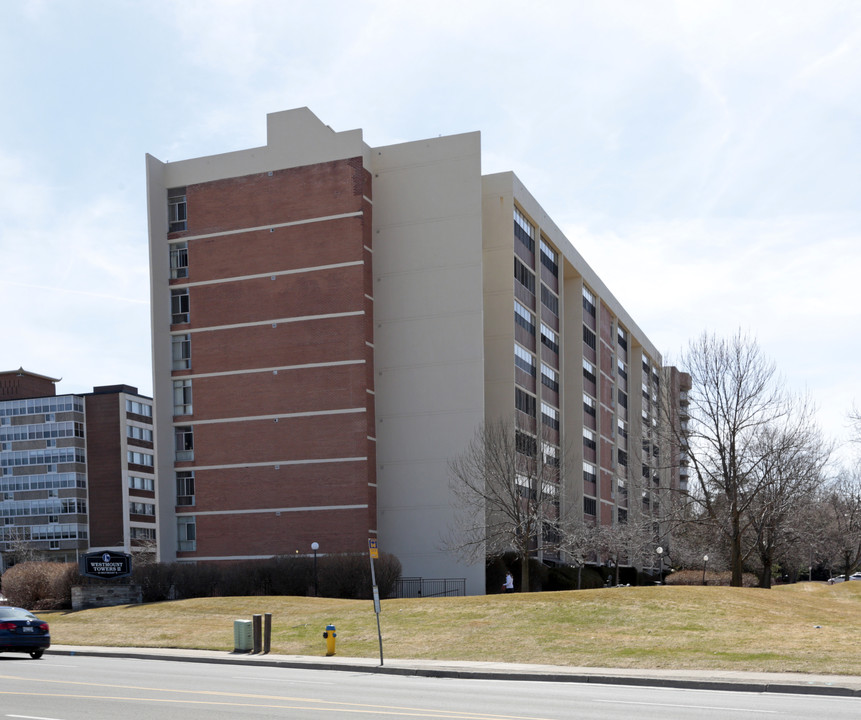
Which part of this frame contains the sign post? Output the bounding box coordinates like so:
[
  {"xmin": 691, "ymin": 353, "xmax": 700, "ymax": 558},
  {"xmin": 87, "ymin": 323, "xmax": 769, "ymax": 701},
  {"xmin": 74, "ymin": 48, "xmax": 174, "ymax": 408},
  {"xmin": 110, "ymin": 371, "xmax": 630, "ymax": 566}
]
[{"xmin": 368, "ymin": 538, "xmax": 383, "ymax": 666}]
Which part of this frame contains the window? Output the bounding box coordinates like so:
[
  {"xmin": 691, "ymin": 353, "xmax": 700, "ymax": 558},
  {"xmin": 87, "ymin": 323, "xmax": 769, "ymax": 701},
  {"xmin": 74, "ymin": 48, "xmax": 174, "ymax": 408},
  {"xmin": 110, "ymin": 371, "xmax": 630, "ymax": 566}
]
[
  {"xmin": 175, "ymin": 426, "xmax": 194, "ymax": 462},
  {"xmin": 514, "ymin": 257, "xmax": 535, "ymax": 295},
  {"xmin": 514, "ymin": 344, "xmax": 536, "ymax": 377},
  {"xmin": 172, "ymin": 334, "xmax": 191, "ymax": 370},
  {"xmin": 515, "ymin": 388, "xmax": 536, "ymax": 418},
  {"xmin": 617, "ymin": 359, "xmax": 627, "ymax": 380},
  {"xmin": 583, "ymin": 359, "xmax": 596, "ymax": 385},
  {"xmin": 618, "ymin": 508, "xmax": 628, "ymax": 524},
  {"xmin": 540, "ymin": 285, "xmax": 558, "ymax": 316},
  {"xmin": 168, "ymin": 187, "xmax": 187, "ymax": 232},
  {"xmin": 130, "ymin": 527, "xmax": 156, "ymax": 540},
  {"xmin": 126, "ymin": 400, "xmax": 152, "ymax": 417},
  {"xmin": 516, "ymin": 431, "xmax": 537, "ymax": 457},
  {"xmin": 127, "ymin": 451, "xmax": 154, "ymax": 467},
  {"xmin": 514, "ymin": 301, "xmax": 535, "ymax": 335},
  {"xmin": 583, "ymin": 326, "xmax": 596, "ymax": 351},
  {"xmin": 176, "ymin": 471, "xmax": 195, "ymax": 506},
  {"xmin": 583, "ymin": 461, "xmax": 597, "ymax": 484},
  {"xmin": 541, "ymin": 402, "xmax": 559, "ymax": 431},
  {"xmin": 617, "ymin": 389, "xmax": 628, "ymax": 409},
  {"xmin": 170, "ymin": 241, "xmax": 188, "ymax": 279},
  {"xmin": 130, "ymin": 502, "xmax": 155, "ymax": 516},
  {"xmin": 540, "ymin": 364, "xmax": 558, "ymax": 392},
  {"xmin": 177, "ymin": 516, "xmax": 196, "ymax": 552},
  {"xmin": 127, "ymin": 425, "xmax": 153, "ymax": 442},
  {"xmin": 544, "ymin": 444, "xmax": 560, "ymax": 468},
  {"xmin": 617, "ymin": 419, "xmax": 627, "ymax": 440},
  {"xmin": 584, "ymin": 496, "xmax": 597, "ymax": 516},
  {"xmin": 582, "ymin": 286, "xmax": 596, "ymax": 316},
  {"xmin": 540, "ymin": 324, "xmax": 558, "ymax": 354},
  {"xmin": 583, "ymin": 429, "xmax": 596, "ymax": 452},
  {"xmin": 129, "ymin": 476, "xmax": 154, "ymax": 492},
  {"xmin": 514, "ymin": 208, "xmax": 535, "ymax": 253},
  {"xmin": 173, "ymin": 379, "xmax": 193, "ymax": 415},
  {"xmin": 618, "ymin": 449, "xmax": 628, "ymax": 468},
  {"xmin": 617, "ymin": 326, "xmax": 628, "ymax": 352},
  {"xmin": 171, "ymin": 289, "xmax": 190, "ymax": 324},
  {"xmin": 583, "ymin": 394, "xmax": 596, "ymax": 417},
  {"xmin": 540, "ymin": 239, "xmax": 558, "ymax": 277}
]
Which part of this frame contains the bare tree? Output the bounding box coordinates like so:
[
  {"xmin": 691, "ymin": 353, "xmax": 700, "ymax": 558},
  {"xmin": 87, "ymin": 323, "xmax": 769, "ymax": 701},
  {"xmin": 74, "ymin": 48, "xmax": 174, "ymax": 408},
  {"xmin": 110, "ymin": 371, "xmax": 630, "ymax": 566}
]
[
  {"xmin": 681, "ymin": 331, "xmax": 790, "ymax": 586},
  {"xmin": 746, "ymin": 404, "xmax": 830, "ymax": 587},
  {"xmin": 1, "ymin": 528, "xmax": 43, "ymax": 569},
  {"xmin": 819, "ymin": 465, "xmax": 861, "ymax": 580},
  {"xmin": 593, "ymin": 516, "xmax": 654, "ymax": 585},
  {"xmin": 850, "ymin": 406, "xmax": 861, "ymax": 445},
  {"xmin": 446, "ymin": 417, "xmax": 563, "ymax": 591},
  {"xmin": 556, "ymin": 515, "xmax": 597, "ymax": 589}
]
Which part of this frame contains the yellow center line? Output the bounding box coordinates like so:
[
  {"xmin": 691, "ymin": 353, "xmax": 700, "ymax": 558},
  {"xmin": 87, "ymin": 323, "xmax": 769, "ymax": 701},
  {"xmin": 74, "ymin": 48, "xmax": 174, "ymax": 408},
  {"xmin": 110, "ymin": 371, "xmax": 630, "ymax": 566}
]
[{"xmin": 0, "ymin": 677, "xmax": 556, "ymax": 720}]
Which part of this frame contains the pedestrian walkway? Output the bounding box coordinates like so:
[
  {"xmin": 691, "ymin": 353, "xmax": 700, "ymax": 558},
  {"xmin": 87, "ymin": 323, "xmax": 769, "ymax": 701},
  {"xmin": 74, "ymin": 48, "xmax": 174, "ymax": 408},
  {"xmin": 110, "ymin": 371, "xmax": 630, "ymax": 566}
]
[{"xmin": 48, "ymin": 645, "xmax": 861, "ymax": 697}]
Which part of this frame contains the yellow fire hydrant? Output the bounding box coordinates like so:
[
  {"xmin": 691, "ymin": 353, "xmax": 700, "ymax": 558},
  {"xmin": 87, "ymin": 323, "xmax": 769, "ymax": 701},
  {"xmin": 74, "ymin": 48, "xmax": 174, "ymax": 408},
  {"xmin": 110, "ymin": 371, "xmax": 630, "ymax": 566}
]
[{"xmin": 323, "ymin": 624, "xmax": 337, "ymax": 656}]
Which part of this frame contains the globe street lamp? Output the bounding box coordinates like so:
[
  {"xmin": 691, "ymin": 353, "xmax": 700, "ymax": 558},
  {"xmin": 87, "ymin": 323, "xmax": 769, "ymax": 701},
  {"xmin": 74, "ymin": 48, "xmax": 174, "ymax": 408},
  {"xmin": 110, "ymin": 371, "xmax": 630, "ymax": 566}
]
[
  {"xmin": 311, "ymin": 542, "xmax": 319, "ymax": 597},
  {"xmin": 656, "ymin": 546, "xmax": 663, "ymax": 584},
  {"xmin": 702, "ymin": 554, "xmax": 709, "ymax": 586}
]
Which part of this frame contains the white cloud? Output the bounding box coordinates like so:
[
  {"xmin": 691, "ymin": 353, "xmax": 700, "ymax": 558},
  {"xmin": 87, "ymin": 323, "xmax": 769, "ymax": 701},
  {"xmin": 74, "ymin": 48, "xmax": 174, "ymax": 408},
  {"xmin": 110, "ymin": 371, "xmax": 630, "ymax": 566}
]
[{"xmin": 0, "ymin": 0, "xmax": 858, "ymax": 454}]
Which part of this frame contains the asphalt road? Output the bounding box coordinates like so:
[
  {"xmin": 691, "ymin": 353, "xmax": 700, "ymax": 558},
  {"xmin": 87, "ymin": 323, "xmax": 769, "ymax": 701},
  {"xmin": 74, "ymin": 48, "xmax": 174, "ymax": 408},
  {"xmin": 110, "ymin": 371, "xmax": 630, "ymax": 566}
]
[{"xmin": 0, "ymin": 654, "xmax": 858, "ymax": 719}]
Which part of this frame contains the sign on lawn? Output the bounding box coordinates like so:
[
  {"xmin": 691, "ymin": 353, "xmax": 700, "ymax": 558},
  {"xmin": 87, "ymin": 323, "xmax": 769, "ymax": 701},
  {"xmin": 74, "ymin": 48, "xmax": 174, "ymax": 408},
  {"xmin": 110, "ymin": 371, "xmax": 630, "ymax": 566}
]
[{"xmin": 79, "ymin": 551, "xmax": 132, "ymax": 580}]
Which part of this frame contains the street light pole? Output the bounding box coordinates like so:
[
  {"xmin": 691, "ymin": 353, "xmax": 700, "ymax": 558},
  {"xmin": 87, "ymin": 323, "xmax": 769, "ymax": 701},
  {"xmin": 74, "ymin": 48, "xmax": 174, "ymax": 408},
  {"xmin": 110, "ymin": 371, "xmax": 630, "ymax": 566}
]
[
  {"xmin": 656, "ymin": 546, "xmax": 663, "ymax": 584},
  {"xmin": 702, "ymin": 554, "xmax": 709, "ymax": 586},
  {"xmin": 311, "ymin": 542, "xmax": 319, "ymax": 597}
]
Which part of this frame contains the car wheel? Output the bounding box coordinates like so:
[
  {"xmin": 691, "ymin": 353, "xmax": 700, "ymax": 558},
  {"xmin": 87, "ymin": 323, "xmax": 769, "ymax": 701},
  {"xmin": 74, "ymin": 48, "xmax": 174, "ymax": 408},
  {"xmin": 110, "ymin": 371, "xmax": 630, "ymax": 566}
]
[{"xmin": 29, "ymin": 650, "xmax": 44, "ymax": 659}]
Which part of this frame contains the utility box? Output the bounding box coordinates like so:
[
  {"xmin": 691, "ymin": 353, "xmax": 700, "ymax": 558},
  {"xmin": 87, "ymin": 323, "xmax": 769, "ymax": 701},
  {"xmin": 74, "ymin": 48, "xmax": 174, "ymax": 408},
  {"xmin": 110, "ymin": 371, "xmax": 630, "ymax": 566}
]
[{"xmin": 234, "ymin": 619, "xmax": 253, "ymax": 652}]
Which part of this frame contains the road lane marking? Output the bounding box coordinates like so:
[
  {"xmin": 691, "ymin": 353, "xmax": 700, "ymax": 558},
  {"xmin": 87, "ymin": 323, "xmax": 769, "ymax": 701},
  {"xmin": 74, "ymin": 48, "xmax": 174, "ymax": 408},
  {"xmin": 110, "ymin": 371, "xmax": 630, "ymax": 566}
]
[
  {"xmin": 0, "ymin": 680, "xmax": 554, "ymax": 720},
  {"xmin": 595, "ymin": 698, "xmax": 778, "ymax": 714},
  {"xmin": 0, "ymin": 692, "xmax": 556, "ymax": 719}
]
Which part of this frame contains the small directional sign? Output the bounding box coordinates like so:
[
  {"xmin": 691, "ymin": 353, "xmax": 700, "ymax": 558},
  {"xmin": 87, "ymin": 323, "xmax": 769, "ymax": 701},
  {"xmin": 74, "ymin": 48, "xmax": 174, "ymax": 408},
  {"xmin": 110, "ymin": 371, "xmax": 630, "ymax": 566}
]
[{"xmin": 368, "ymin": 538, "xmax": 379, "ymax": 559}]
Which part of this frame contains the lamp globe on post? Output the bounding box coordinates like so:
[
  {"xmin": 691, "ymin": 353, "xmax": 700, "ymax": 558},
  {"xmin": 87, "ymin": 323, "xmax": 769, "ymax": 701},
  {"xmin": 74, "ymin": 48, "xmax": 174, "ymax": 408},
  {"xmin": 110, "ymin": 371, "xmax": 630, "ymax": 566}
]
[
  {"xmin": 311, "ymin": 542, "xmax": 320, "ymax": 597},
  {"xmin": 656, "ymin": 546, "xmax": 663, "ymax": 584},
  {"xmin": 702, "ymin": 554, "xmax": 709, "ymax": 586}
]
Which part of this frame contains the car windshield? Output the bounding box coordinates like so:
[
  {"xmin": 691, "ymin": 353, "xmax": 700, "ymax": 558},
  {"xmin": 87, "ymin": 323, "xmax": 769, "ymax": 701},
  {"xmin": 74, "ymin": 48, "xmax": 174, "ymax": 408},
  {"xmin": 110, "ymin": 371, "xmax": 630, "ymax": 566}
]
[{"xmin": 0, "ymin": 607, "xmax": 37, "ymax": 621}]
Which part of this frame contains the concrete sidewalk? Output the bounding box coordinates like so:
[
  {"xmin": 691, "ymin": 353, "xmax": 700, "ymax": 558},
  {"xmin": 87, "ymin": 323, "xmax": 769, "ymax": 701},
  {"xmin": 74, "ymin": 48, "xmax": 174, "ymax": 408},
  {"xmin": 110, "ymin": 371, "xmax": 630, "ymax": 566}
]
[{"xmin": 47, "ymin": 645, "xmax": 861, "ymax": 697}]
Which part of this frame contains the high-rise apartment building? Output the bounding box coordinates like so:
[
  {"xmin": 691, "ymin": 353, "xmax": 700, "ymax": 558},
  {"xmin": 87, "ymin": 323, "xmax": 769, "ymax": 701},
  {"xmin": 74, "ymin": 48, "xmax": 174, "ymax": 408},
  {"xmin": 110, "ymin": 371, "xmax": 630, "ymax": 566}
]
[
  {"xmin": 146, "ymin": 108, "xmax": 671, "ymax": 593},
  {"xmin": 0, "ymin": 369, "xmax": 156, "ymax": 571}
]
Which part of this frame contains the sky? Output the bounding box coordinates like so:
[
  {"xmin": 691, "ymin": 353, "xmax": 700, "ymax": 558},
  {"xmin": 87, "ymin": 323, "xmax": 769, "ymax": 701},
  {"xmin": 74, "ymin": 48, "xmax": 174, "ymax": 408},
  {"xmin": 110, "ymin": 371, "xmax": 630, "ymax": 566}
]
[{"xmin": 1, "ymin": 0, "xmax": 859, "ymax": 461}]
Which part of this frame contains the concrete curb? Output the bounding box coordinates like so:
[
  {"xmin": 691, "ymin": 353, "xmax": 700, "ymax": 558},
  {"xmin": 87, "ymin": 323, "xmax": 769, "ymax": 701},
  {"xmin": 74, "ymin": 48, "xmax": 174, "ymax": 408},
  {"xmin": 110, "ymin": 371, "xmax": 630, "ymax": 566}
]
[{"xmin": 46, "ymin": 645, "xmax": 861, "ymax": 698}]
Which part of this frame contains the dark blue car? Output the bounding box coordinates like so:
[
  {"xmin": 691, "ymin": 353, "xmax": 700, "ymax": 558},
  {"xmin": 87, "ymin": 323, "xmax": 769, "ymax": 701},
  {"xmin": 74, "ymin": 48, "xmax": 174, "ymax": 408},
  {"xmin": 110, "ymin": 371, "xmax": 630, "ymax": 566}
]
[{"xmin": 0, "ymin": 607, "xmax": 50, "ymax": 659}]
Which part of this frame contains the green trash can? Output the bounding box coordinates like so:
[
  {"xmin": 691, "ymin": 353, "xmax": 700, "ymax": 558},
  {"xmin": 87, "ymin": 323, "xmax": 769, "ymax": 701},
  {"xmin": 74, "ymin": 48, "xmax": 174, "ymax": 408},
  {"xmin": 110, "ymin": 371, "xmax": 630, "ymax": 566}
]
[{"xmin": 234, "ymin": 619, "xmax": 253, "ymax": 652}]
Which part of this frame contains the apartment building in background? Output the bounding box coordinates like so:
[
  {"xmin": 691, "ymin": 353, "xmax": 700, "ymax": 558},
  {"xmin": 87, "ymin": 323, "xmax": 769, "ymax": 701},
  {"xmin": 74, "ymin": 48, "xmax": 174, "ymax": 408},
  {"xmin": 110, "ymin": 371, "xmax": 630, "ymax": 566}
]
[
  {"xmin": 0, "ymin": 369, "xmax": 156, "ymax": 572},
  {"xmin": 146, "ymin": 108, "xmax": 676, "ymax": 593}
]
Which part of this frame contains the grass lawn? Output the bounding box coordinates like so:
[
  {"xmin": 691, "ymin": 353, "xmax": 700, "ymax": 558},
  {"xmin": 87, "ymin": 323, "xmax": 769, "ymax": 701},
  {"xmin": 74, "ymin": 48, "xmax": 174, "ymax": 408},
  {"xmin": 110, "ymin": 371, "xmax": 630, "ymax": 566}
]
[{"xmin": 39, "ymin": 581, "xmax": 861, "ymax": 676}]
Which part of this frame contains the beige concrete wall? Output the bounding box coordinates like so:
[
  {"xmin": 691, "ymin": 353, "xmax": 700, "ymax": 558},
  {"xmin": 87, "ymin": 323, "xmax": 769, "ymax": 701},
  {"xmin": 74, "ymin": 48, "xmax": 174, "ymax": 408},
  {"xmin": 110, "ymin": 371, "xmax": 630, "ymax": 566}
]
[
  {"xmin": 371, "ymin": 132, "xmax": 486, "ymax": 593},
  {"xmin": 145, "ymin": 154, "xmax": 177, "ymax": 561}
]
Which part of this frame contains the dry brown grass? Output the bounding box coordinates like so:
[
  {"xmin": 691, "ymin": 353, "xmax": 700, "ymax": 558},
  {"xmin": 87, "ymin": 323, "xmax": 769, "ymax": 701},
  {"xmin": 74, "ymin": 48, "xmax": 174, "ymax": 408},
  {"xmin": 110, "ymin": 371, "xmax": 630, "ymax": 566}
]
[{"xmin": 39, "ymin": 581, "xmax": 861, "ymax": 675}]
